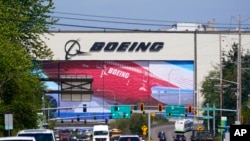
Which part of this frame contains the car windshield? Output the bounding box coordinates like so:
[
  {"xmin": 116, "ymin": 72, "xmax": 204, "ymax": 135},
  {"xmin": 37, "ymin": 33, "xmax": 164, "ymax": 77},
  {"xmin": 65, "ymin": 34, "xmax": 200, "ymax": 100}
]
[
  {"xmin": 119, "ymin": 137, "xmax": 140, "ymax": 141},
  {"xmin": 18, "ymin": 133, "xmax": 54, "ymax": 141},
  {"xmin": 0, "ymin": 139, "xmax": 34, "ymax": 141},
  {"xmin": 93, "ymin": 131, "xmax": 108, "ymax": 136}
]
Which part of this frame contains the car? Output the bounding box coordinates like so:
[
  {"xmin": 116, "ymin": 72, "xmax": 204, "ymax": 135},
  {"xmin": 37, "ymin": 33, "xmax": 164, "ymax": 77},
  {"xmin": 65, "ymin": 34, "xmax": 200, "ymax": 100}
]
[
  {"xmin": 69, "ymin": 136, "xmax": 78, "ymax": 141},
  {"xmin": 58, "ymin": 129, "xmax": 71, "ymax": 141},
  {"xmin": 92, "ymin": 125, "xmax": 109, "ymax": 141},
  {"xmin": 190, "ymin": 130, "xmax": 214, "ymax": 141},
  {"xmin": 173, "ymin": 133, "xmax": 186, "ymax": 141},
  {"xmin": 110, "ymin": 136, "xmax": 120, "ymax": 141},
  {"xmin": 138, "ymin": 136, "xmax": 145, "ymax": 141},
  {"xmin": 0, "ymin": 136, "xmax": 36, "ymax": 141},
  {"xmin": 157, "ymin": 131, "xmax": 166, "ymax": 141},
  {"xmin": 83, "ymin": 129, "xmax": 92, "ymax": 137},
  {"xmin": 118, "ymin": 135, "xmax": 140, "ymax": 141},
  {"xmin": 17, "ymin": 129, "xmax": 56, "ymax": 141}
]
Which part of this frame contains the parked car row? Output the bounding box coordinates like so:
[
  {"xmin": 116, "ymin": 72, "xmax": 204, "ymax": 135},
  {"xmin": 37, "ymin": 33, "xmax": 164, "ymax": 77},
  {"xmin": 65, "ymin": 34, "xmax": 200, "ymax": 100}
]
[{"xmin": 53, "ymin": 127, "xmax": 93, "ymax": 141}]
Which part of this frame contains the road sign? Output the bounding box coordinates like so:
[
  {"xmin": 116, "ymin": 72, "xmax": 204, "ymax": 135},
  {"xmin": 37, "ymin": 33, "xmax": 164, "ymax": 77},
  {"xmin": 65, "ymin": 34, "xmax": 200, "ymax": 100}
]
[
  {"xmin": 203, "ymin": 116, "xmax": 213, "ymax": 119},
  {"xmin": 166, "ymin": 105, "xmax": 185, "ymax": 117},
  {"xmin": 197, "ymin": 126, "xmax": 204, "ymax": 131},
  {"xmin": 141, "ymin": 125, "xmax": 147, "ymax": 131},
  {"xmin": 150, "ymin": 112, "xmax": 155, "ymax": 117},
  {"xmin": 141, "ymin": 125, "xmax": 147, "ymax": 135},
  {"xmin": 111, "ymin": 105, "xmax": 131, "ymax": 119},
  {"xmin": 4, "ymin": 114, "xmax": 13, "ymax": 130},
  {"xmin": 202, "ymin": 107, "xmax": 216, "ymax": 111}
]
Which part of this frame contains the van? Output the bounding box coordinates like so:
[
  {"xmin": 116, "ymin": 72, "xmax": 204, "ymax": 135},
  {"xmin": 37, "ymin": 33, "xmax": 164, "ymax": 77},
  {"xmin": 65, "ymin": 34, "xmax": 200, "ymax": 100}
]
[
  {"xmin": 17, "ymin": 129, "xmax": 55, "ymax": 141},
  {"xmin": 0, "ymin": 136, "xmax": 36, "ymax": 141},
  {"xmin": 92, "ymin": 125, "xmax": 109, "ymax": 141}
]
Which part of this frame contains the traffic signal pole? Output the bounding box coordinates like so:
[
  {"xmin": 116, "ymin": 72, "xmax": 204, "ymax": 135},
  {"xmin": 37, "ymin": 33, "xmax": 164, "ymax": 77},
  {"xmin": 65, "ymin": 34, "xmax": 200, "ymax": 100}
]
[{"xmin": 148, "ymin": 111, "xmax": 151, "ymax": 141}]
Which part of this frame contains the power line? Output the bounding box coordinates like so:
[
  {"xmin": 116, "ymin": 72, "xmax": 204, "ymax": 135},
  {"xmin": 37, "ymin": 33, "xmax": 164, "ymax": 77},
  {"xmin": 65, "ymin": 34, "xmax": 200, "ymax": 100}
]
[
  {"xmin": 0, "ymin": 13, "xmax": 249, "ymax": 31},
  {"xmin": 53, "ymin": 23, "xmax": 151, "ymax": 31},
  {"xmin": 52, "ymin": 16, "xmax": 173, "ymax": 27},
  {"xmin": 54, "ymin": 11, "xmax": 176, "ymax": 23},
  {"xmin": 54, "ymin": 11, "xmax": 250, "ymax": 28},
  {"xmin": 52, "ymin": 22, "xmax": 250, "ymax": 31}
]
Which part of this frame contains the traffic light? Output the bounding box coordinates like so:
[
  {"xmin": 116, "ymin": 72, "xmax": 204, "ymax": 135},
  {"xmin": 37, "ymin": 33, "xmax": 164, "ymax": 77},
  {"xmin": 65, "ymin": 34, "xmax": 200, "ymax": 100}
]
[
  {"xmin": 188, "ymin": 105, "xmax": 192, "ymax": 113},
  {"xmin": 140, "ymin": 103, "xmax": 144, "ymax": 111},
  {"xmin": 158, "ymin": 103, "xmax": 163, "ymax": 112},
  {"xmin": 194, "ymin": 110, "xmax": 197, "ymax": 115}
]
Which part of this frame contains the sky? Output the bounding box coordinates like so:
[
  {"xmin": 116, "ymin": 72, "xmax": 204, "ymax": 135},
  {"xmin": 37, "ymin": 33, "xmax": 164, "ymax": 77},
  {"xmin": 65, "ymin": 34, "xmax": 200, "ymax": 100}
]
[{"xmin": 52, "ymin": 0, "xmax": 250, "ymax": 31}]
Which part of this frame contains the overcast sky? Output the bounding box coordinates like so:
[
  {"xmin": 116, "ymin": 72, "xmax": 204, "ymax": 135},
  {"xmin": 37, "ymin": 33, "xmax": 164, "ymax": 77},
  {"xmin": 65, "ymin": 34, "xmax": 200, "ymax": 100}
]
[{"xmin": 52, "ymin": 0, "xmax": 250, "ymax": 31}]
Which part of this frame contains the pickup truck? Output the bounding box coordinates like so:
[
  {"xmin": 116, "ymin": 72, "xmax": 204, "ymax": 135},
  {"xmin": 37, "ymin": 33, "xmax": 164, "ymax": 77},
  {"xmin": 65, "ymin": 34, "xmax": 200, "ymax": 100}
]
[{"xmin": 190, "ymin": 130, "xmax": 215, "ymax": 141}]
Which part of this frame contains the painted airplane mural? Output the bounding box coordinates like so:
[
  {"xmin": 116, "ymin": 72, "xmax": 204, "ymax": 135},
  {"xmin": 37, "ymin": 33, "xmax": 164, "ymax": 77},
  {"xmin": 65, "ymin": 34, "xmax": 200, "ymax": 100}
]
[{"xmin": 41, "ymin": 60, "xmax": 194, "ymax": 116}]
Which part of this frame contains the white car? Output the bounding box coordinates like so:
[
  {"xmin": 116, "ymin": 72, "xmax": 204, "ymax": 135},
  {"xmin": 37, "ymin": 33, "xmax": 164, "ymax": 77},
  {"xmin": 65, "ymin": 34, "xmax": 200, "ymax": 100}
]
[
  {"xmin": 0, "ymin": 136, "xmax": 36, "ymax": 141},
  {"xmin": 17, "ymin": 129, "xmax": 55, "ymax": 141},
  {"xmin": 118, "ymin": 135, "xmax": 141, "ymax": 141}
]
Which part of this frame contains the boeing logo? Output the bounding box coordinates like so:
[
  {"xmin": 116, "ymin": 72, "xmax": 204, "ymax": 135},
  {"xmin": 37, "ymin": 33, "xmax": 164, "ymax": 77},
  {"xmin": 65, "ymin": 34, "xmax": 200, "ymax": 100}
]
[
  {"xmin": 90, "ymin": 42, "xmax": 164, "ymax": 52},
  {"xmin": 64, "ymin": 39, "xmax": 164, "ymax": 60},
  {"xmin": 64, "ymin": 39, "xmax": 87, "ymax": 60}
]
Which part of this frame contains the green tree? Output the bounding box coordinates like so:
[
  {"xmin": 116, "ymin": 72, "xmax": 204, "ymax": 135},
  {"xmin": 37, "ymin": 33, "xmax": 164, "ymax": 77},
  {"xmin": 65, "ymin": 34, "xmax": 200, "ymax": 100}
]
[
  {"xmin": 129, "ymin": 114, "xmax": 148, "ymax": 135},
  {"xmin": 201, "ymin": 42, "xmax": 250, "ymax": 131},
  {"xmin": 0, "ymin": 0, "xmax": 57, "ymax": 60},
  {"xmin": 109, "ymin": 113, "xmax": 148, "ymax": 135},
  {"xmin": 0, "ymin": 0, "xmax": 57, "ymax": 134},
  {"xmin": 0, "ymin": 35, "xmax": 44, "ymax": 134}
]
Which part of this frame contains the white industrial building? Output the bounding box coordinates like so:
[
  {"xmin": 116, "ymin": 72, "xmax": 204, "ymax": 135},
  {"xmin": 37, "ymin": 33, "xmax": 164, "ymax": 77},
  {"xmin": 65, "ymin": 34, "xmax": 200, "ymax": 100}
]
[{"xmin": 41, "ymin": 30, "xmax": 250, "ymax": 115}]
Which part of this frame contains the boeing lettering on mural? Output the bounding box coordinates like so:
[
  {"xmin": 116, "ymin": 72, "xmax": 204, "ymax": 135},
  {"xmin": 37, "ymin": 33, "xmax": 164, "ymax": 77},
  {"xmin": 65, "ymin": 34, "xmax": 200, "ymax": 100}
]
[
  {"xmin": 90, "ymin": 42, "xmax": 164, "ymax": 52},
  {"xmin": 64, "ymin": 40, "xmax": 164, "ymax": 60},
  {"xmin": 107, "ymin": 68, "xmax": 130, "ymax": 79}
]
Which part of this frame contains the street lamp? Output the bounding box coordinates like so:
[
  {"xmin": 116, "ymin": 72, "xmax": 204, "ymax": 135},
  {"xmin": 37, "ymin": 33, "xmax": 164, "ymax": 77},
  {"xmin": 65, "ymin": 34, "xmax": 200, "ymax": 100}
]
[{"xmin": 167, "ymin": 69, "xmax": 181, "ymax": 105}]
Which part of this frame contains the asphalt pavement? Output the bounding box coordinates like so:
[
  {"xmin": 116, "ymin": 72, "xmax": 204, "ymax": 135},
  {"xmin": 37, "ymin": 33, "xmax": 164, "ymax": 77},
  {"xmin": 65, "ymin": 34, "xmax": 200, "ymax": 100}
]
[{"xmin": 150, "ymin": 123, "xmax": 192, "ymax": 141}]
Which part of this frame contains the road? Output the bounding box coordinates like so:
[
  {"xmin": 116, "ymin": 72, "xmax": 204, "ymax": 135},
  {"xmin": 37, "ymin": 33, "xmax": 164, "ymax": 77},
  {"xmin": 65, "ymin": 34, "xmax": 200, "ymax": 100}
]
[{"xmin": 151, "ymin": 123, "xmax": 192, "ymax": 141}]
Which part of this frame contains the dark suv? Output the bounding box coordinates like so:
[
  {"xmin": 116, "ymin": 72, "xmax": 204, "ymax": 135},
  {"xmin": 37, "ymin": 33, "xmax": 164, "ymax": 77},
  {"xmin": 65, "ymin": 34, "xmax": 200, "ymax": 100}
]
[
  {"xmin": 190, "ymin": 130, "xmax": 214, "ymax": 141},
  {"xmin": 173, "ymin": 134, "xmax": 186, "ymax": 141}
]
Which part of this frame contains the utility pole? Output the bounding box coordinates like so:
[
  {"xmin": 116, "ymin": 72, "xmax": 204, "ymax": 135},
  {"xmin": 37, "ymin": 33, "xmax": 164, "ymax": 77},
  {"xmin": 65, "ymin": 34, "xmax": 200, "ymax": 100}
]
[
  {"xmin": 219, "ymin": 34, "xmax": 223, "ymax": 118},
  {"xmin": 236, "ymin": 15, "xmax": 242, "ymax": 124},
  {"xmin": 194, "ymin": 31, "xmax": 198, "ymax": 120}
]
